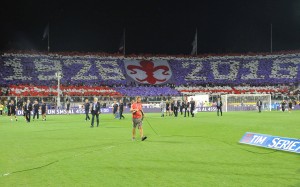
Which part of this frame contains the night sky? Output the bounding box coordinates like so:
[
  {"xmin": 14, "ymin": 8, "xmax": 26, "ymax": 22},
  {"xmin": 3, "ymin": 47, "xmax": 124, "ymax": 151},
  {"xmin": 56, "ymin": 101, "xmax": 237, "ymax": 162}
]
[{"xmin": 1, "ymin": 0, "xmax": 300, "ymax": 55}]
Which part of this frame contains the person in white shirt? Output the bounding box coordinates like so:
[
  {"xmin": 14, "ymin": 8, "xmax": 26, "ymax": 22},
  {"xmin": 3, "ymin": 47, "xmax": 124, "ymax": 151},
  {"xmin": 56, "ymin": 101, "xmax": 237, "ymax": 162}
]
[{"xmin": 159, "ymin": 99, "xmax": 166, "ymax": 117}]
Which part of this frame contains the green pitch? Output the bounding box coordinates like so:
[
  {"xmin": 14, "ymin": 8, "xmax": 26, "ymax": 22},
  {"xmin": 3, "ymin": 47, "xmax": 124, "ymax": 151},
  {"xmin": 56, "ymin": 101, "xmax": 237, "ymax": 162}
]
[{"xmin": 0, "ymin": 111, "xmax": 299, "ymax": 187}]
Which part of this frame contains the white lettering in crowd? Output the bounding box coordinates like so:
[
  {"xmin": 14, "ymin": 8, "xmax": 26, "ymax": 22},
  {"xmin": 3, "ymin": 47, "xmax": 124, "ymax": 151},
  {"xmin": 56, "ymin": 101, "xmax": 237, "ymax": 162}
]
[
  {"xmin": 241, "ymin": 61, "xmax": 265, "ymax": 80},
  {"xmin": 269, "ymin": 59, "xmax": 300, "ymax": 79},
  {"xmin": 17, "ymin": 110, "xmax": 23, "ymax": 115},
  {"xmin": 197, "ymin": 107, "xmax": 217, "ymax": 112},
  {"xmin": 211, "ymin": 60, "xmax": 239, "ymax": 80},
  {"xmin": 64, "ymin": 59, "xmax": 98, "ymax": 80},
  {"xmin": 101, "ymin": 108, "xmax": 109, "ymax": 113},
  {"xmin": 268, "ymin": 138, "xmax": 300, "ymax": 151},
  {"xmin": 47, "ymin": 110, "xmax": 56, "ymax": 115},
  {"xmin": 182, "ymin": 61, "xmax": 206, "ymax": 80},
  {"xmin": 95, "ymin": 60, "xmax": 126, "ymax": 80},
  {"xmin": 250, "ymin": 135, "xmax": 267, "ymax": 144},
  {"xmin": 34, "ymin": 58, "xmax": 62, "ymax": 80},
  {"xmin": 56, "ymin": 109, "xmax": 65, "ymax": 114},
  {"xmin": 4, "ymin": 58, "xmax": 32, "ymax": 80}
]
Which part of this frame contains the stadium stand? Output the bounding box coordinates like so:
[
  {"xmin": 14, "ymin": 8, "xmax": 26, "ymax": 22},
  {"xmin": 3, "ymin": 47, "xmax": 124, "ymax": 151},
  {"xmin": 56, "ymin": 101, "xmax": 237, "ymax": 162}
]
[
  {"xmin": 114, "ymin": 86, "xmax": 180, "ymax": 97},
  {"xmin": 176, "ymin": 85, "xmax": 289, "ymax": 95},
  {"xmin": 0, "ymin": 52, "xmax": 299, "ymax": 96},
  {"xmin": 8, "ymin": 85, "xmax": 122, "ymax": 97}
]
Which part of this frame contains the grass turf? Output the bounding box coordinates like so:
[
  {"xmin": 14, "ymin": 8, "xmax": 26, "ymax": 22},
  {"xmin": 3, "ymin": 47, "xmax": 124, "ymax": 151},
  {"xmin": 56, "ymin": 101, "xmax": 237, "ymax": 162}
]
[{"xmin": 0, "ymin": 111, "xmax": 299, "ymax": 187}]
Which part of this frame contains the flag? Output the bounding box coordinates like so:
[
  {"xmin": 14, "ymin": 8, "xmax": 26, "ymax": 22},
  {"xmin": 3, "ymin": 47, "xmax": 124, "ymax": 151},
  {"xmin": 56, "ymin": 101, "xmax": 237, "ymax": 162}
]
[
  {"xmin": 191, "ymin": 28, "xmax": 197, "ymax": 55},
  {"xmin": 119, "ymin": 29, "xmax": 125, "ymax": 55},
  {"xmin": 42, "ymin": 23, "xmax": 49, "ymax": 40}
]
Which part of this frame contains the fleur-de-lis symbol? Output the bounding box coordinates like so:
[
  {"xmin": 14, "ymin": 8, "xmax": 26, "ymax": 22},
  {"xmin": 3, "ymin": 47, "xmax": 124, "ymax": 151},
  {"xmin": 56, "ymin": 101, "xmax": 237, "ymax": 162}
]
[{"xmin": 127, "ymin": 60, "xmax": 170, "ymax": 84}]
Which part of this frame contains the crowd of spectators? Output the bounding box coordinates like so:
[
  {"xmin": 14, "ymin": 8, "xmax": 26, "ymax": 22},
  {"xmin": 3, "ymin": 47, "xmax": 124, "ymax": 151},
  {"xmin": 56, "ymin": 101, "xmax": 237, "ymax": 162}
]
[
  {"xmin": 176, "ymin": 85, "xmax": 290, "ymax": 95},
  {"xmin": 1, "ymin": 51, "xmax": 300, "ymax": 98},
  {"xmin": 7, "ymin": 85, "xmax": 122, "ymax": 97}
]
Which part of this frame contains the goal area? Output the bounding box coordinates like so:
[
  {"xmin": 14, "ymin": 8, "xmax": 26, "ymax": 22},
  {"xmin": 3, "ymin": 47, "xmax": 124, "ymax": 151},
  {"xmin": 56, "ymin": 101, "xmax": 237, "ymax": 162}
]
[{"xmin": 221, "ymin": 94, "xmax": 271, "ymax": 112}]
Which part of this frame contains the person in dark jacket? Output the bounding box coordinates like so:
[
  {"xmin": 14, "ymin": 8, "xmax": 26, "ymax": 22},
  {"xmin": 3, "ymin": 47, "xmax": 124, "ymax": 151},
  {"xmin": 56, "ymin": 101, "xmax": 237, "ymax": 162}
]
[
  {"xmin": 173, "ymin": 100, "xmax": 179, "ymax": 117},
  {"xmin": 90, "ymin": 97, "xmax": 101, "ymax": 127},
  {"xmin": 257, "ymin": 99, "xmax": 262, "ymax": 113},
  {"xmin": 25, "ymin": 99, "xmax": 33, "ymax": 123},
  {"xmin": 288, "ymin": 99, "xmax": 293, "ymax": 113},
  {"xmin": 41, "ymin": 99, "xmax": 47, "ymax": 121},
  {"xmin": 32, "ymin": 100, "xmax": 40, "ymax": 121},
  {"xmin": 119, "ymin": 99, "xmax": 125, "ymax": 119},
  {"xmin": 83, "ymin": 98, "xmax": 91, "ymax": 121},
  {"xmin": 281, "ymin": 100, "xmax": 286, "ymax": 112},
  {"xmin": 216, "ymin": 97, "xmax": 223, "ymax": 116},
  {"xmin": 112, "ymin": 100, "xmax": 119, "ymax": 119},
  {"xmin": 179, "ymin": 100, "xmax": 183, "ymax": 115},
  {"xmin": 9, "ymin": 100, "xmax": 18, "ymax": 121},
  {"xmin": 190, "ymin": 97, "xmax": 196, "ymax": 117},
  {"xmin": 184, "ymin": 99, "xmax": 190, "ymax": 117}
]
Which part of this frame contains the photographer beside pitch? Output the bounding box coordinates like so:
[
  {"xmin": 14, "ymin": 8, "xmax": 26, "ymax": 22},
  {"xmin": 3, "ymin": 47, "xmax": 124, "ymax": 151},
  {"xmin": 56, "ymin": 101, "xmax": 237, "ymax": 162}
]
[{"xmin": 130, "ymin": 96, "xmax": 147, "ymax": 141}]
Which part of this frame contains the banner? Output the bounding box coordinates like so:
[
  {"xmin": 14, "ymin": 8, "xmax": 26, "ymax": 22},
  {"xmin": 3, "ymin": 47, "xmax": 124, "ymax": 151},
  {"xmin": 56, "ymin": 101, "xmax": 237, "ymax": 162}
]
[
  {"xmin": 1, "ymin": 53, "xmax": 300, "ymax": 86},
  {"xmin": 14, "ymin": 106, "xmax": 219, "ymax": 116},
  {"xmin": 15, "ymin": 108, "xmax": 161, "ymax": 116},
  {"xmin": 239, "ymin": 132, "xmax": 300, "ymax": 154},
  {"xmin": 196, "ymin": 107, "xmax": 217, "ymax": 112},
  {"xmin": 124, "ymin": 59, "xmax": 173, "ymax": 85}
]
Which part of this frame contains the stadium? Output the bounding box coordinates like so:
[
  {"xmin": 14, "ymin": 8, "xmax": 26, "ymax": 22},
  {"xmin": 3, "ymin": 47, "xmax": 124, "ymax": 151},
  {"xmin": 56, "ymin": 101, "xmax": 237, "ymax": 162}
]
[{"xmin": 1, "ymin": 1, "xmax": 300, "ymax": 187}]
